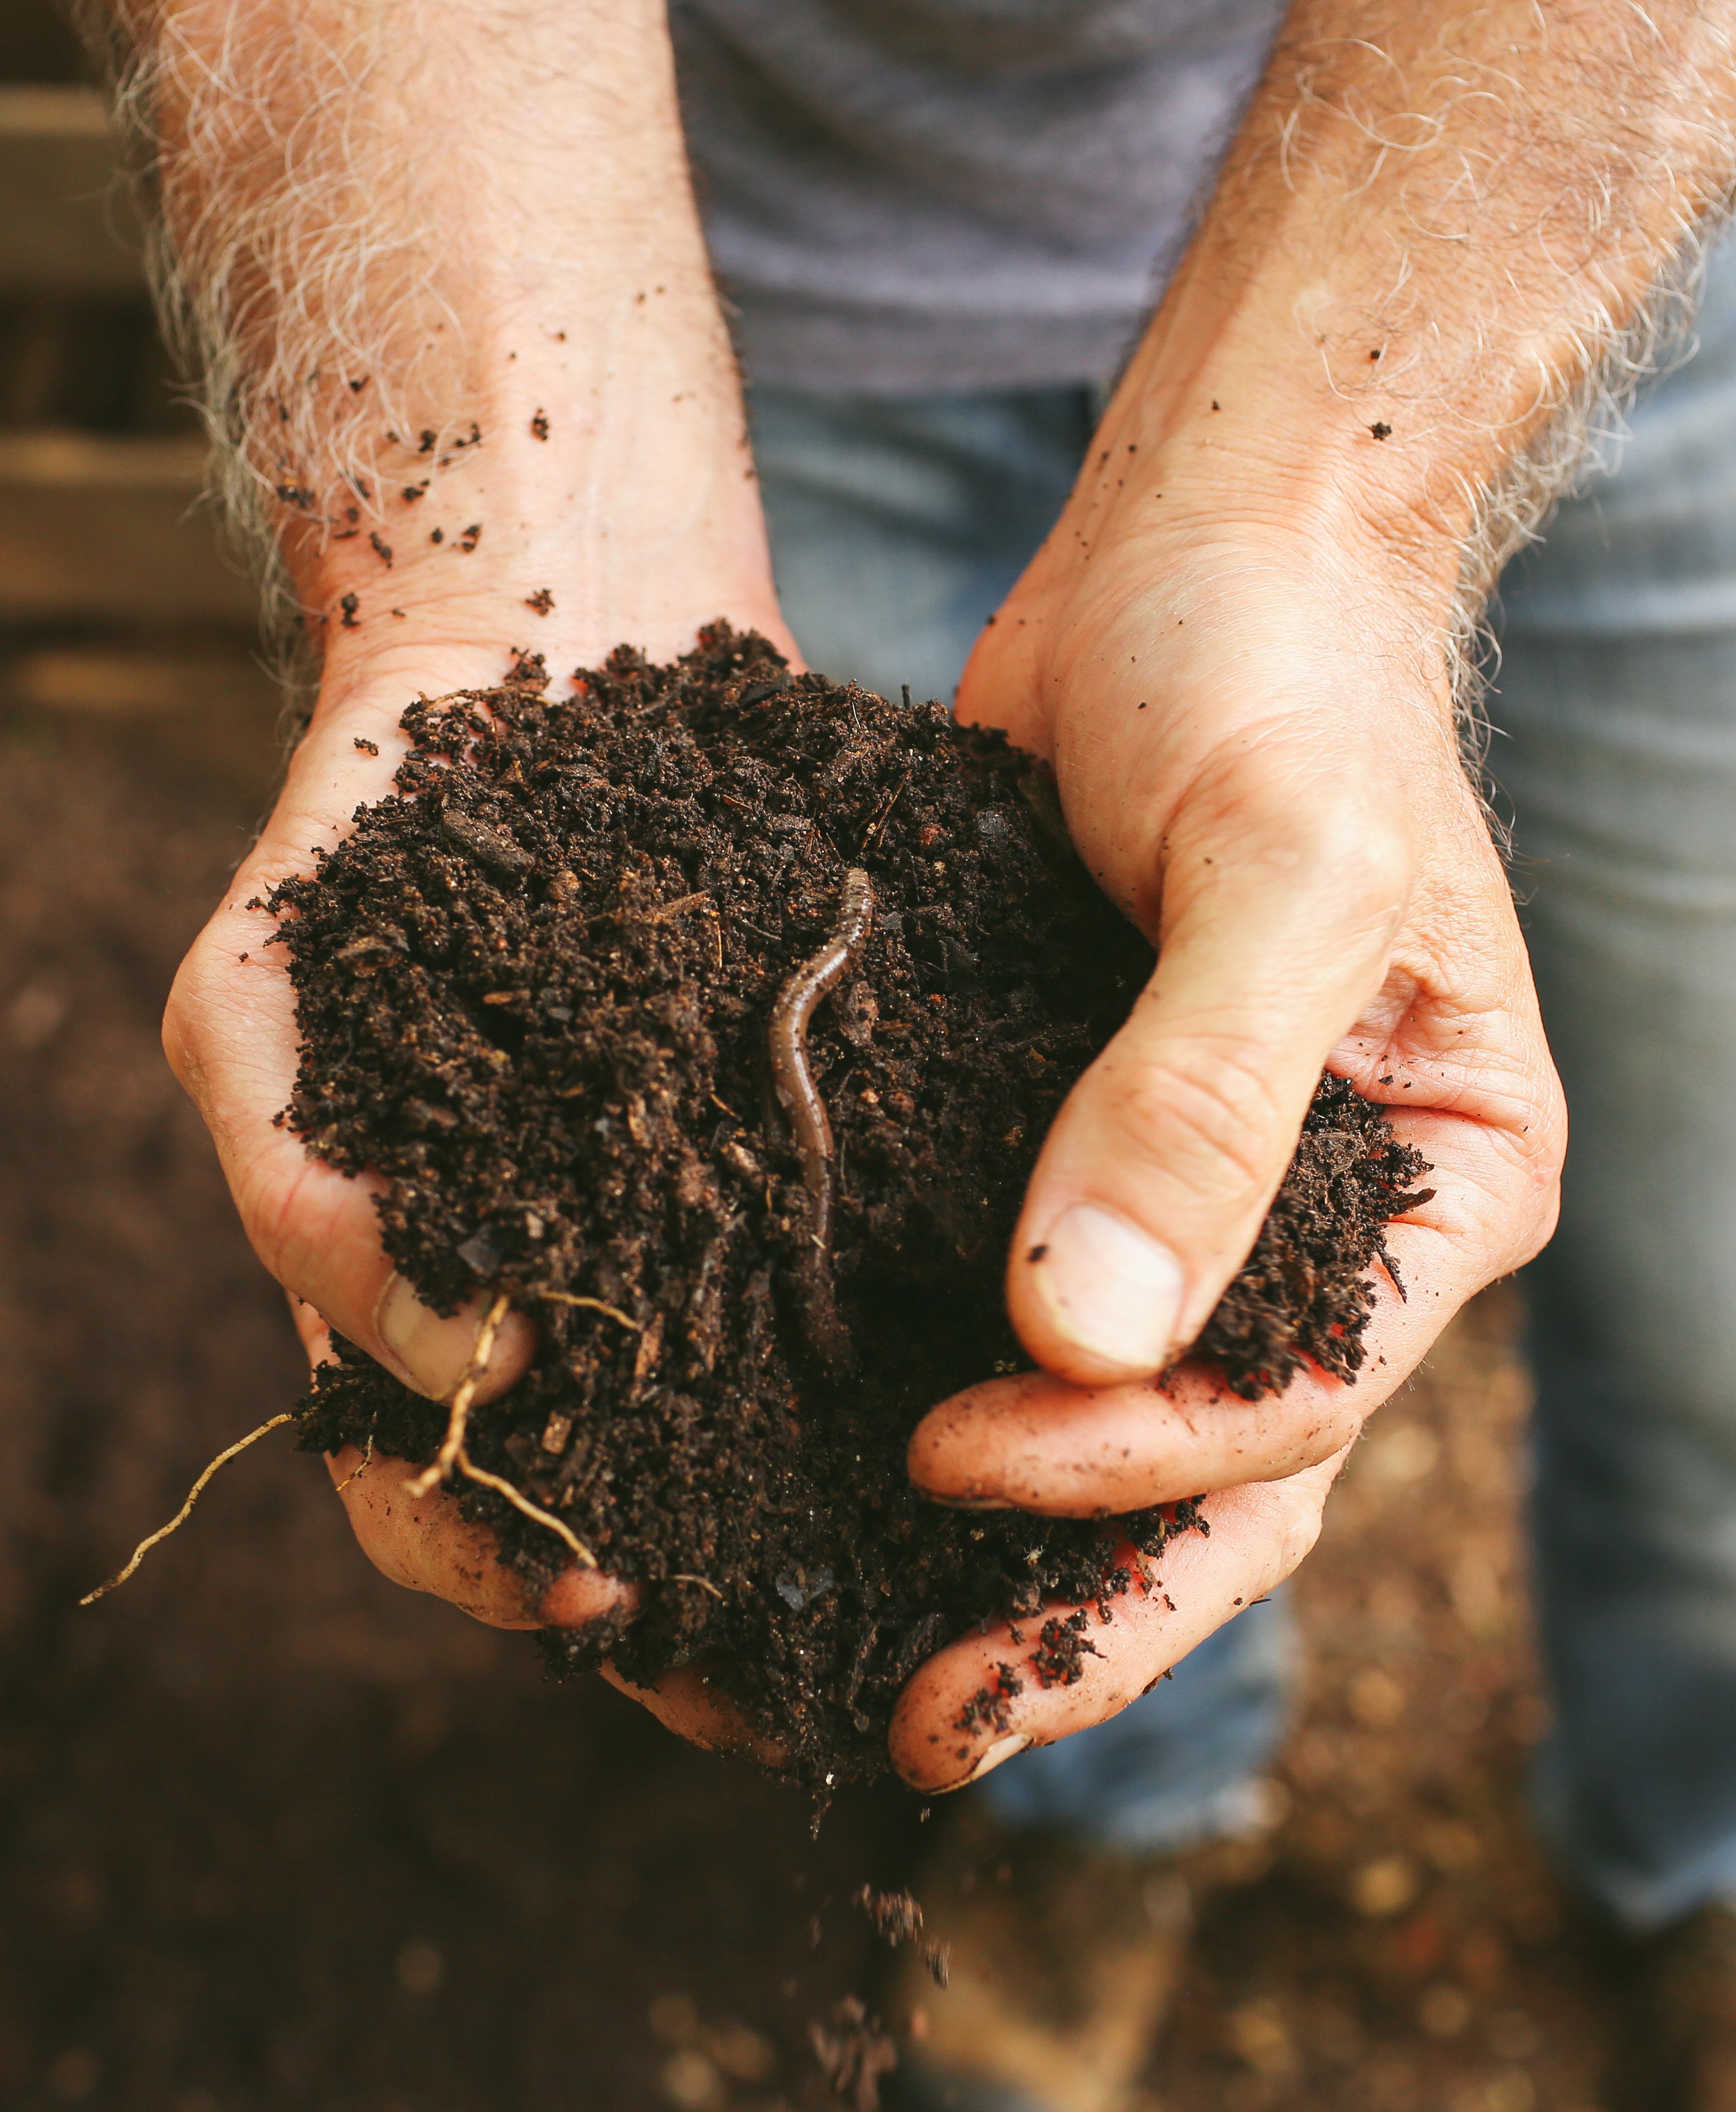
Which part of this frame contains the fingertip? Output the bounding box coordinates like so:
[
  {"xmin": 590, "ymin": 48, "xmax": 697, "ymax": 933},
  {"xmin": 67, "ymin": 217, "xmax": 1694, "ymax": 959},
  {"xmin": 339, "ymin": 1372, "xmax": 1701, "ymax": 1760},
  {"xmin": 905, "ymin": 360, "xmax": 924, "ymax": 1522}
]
[
  {"xmin": 895, "ymin": 1726, "xmax": 1032, "ymax": 1795},
  {"xmin": 1007, "ymin": 1201, "xmax": 1183, "ymax": 1385},
  {"xmin": 905, "ymin": 1382, "xmax": 1014, "ymax": 1505},
  {"xmin": 328, "ymin": 1448, "xmax": 544, "ymax": 1626},
  {"xmin": 600, "ymin": 1660, "xmax": 784, "ymax": 1767},
  {"xmin": 539, "ymin": 1564, "xmax": 637, "ymax": 1627}
]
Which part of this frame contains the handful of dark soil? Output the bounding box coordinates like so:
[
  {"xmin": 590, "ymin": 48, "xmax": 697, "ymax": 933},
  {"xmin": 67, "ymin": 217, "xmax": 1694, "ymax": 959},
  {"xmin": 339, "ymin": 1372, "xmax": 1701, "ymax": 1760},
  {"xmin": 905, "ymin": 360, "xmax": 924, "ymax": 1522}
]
[{"xmin": 278, "ymin": 625, "xmax": 1431, "ymax": 1784}]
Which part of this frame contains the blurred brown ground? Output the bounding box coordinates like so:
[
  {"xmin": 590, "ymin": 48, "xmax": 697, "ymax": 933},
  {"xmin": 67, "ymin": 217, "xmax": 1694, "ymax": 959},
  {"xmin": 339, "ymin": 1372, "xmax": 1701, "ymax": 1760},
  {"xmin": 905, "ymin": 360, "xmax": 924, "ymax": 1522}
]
[{"xmin": 0, "ymin": 10, "xmax": 1626, "ymax": 2108}]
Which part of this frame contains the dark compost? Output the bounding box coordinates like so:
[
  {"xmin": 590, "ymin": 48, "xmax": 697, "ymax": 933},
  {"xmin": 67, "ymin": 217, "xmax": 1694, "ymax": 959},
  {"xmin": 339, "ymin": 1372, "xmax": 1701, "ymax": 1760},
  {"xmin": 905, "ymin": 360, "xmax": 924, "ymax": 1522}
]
[{"xmin": 279, "ymin": 625, "xmax": 1433, "ymax": 1784}]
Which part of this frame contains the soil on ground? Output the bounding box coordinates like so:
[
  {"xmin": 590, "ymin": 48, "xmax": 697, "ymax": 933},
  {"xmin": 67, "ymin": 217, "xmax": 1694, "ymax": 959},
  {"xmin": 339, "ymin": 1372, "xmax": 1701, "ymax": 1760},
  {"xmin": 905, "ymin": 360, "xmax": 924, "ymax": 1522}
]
[
  {"xmin": 0, "ymin": 686, "xmax": 1618, "ymax": 2112},
  {"xmin": 271, "ymin": 626, "xmax": 1430, "ymax": 1783}
]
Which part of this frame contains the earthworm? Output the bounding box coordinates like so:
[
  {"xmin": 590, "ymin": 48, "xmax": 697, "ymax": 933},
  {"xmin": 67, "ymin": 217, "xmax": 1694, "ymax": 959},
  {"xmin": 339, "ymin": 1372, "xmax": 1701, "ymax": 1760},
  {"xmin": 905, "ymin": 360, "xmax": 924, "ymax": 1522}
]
[{"xmin": 770, "ymin": 867, "xmax": 875, "ymax": 1253}]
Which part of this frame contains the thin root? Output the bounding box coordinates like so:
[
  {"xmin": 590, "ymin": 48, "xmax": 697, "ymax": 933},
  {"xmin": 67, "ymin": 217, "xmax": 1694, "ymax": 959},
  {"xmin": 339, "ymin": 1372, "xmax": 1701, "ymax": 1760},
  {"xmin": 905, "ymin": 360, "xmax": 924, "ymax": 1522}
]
[
  {"xmin": 454, "ymin": 1448, "xmax": 598, "ymax": 1569},
  {"xmin": 538, "ymin": 1290, "xmax": 640, "ymax": 1330},
  {"xmin": 407, "ymin": 1290, "xmax": 512, "ymax": 1498},
  {"xmin": 80, "ymin": 1412, "xmax": 297, "ymax": 1606},
  {"xmin": 859, "ymin": 767, "xmax": 913, "ymax": 855},
  {"xmin": 671, "ymin": 1571, "xmax": 725, "ymax": 1600},
  {"xmin": 333, "ymin": 1431, "xmax": 376, "ymax": 1492},
  {"xmin": 643, "ymin": 892, "xmax": 725, "ymax": 972}
]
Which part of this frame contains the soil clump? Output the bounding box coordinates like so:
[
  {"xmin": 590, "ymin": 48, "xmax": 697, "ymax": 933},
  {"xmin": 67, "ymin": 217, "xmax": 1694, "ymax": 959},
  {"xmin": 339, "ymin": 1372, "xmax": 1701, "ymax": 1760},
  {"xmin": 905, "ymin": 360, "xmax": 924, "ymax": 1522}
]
[{"xmin": 278, "ymin": 624, "xmax": 1431, "ymax": 1785}]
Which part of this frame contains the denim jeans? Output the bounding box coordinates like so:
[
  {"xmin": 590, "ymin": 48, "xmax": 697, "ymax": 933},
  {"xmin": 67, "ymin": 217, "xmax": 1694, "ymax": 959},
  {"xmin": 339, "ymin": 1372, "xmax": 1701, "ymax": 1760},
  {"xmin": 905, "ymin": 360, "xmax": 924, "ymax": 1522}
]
[
  {"xmin": 1497, "ymin": 235, "xmax": 1736, "ymax": 1931},
  {"xmin": 749, "ymin": 229, "xmax": 1736, "ymax": 1913}
]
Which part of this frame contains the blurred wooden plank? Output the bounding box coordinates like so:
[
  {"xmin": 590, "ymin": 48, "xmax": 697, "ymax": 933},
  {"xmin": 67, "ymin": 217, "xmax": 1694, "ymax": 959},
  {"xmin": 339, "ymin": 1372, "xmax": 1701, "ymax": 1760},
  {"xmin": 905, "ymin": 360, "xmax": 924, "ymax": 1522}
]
[
  {"xmin": 0, "ymin": 640, "xmax": 286, "ymax": 798},
  {"xmin": 0, "ymin": 428, "xmax": 258, "ymax": 623},
  {"xmin": 0, "ymin": 85, "xmax": 144, "ymax": 294},
  {"xmin": 0, "ymin": 642, "xmax": 277, "ymax": 716}
]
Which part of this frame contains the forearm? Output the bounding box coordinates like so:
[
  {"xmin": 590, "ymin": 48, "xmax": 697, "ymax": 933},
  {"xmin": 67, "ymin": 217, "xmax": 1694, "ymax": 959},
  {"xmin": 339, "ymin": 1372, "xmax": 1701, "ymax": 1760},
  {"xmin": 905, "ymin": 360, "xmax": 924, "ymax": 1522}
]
[
  {"xmin": 1094, "ymin": 0, "xmax": 1736, "ymax": 656},
  {"xmin": 81, "ymin": 0, "xmax": 780, "ymax": 684}
]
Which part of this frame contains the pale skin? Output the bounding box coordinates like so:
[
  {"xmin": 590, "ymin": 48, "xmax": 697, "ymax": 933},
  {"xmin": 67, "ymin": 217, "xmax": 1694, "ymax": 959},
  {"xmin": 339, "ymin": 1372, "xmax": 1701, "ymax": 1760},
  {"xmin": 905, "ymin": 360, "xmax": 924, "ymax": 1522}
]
[{"xmin": 125, "ymin": 0, "xmax": 1736, "ymax": 1786}]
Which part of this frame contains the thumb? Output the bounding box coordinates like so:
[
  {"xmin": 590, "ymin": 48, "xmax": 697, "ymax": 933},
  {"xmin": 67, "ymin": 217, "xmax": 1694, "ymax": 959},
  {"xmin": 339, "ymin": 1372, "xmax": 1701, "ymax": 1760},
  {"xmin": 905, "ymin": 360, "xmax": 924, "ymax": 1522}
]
[{"xmin": 1008, "ymin": 772, "xmax": 1412, "ymax": 1385}]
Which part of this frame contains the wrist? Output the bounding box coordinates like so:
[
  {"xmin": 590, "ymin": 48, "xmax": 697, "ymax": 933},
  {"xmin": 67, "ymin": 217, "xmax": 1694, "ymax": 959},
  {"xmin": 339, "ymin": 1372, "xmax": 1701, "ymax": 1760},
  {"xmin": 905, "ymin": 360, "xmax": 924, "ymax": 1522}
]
[
  {"xmin": 1093, "ymin": 252, "xmax": 1473, "ymax": 628},
  {"xmin": 282, "ymin": 299, "xmax": 789, "ymax": 695}
]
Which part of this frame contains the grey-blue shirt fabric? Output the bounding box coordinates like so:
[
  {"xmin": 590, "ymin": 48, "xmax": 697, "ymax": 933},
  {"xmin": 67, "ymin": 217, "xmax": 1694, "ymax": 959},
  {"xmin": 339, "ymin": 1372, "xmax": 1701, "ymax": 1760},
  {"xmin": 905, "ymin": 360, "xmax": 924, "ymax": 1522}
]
[{"xmin": 670, "ymin": 0, "xmax": 1288, "ymax": 392}]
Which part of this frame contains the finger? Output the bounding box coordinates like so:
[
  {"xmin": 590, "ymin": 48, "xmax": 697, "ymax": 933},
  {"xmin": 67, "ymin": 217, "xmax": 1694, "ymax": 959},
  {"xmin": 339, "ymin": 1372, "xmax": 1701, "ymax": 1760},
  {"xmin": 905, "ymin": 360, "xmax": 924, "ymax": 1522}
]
[
  {"xmin": 1006, "ymin": 729, "xmax": 1420, "ymax": 1386},
  {"xmin": 922, "ymin": 1005, "xmax": 1558, "ymax": 1514},
  {"xmin": 888, "ymin": 1453, "xmax": 1342, "ymax": 1793},
  {"xmin": 327, "ymin": 1447, "xmax": 632, "ymax": 1631},
  {"xmin": 599, "ymin": 1660, "xmax": 785, "ymax": 1768},
  {"xmin": 911, "ymin": 1359, "xmax": 1360, "ymax": 1516},
  {"xmin": 166, "ymin": 703, "xmax": 536, "ymax": 1406}
]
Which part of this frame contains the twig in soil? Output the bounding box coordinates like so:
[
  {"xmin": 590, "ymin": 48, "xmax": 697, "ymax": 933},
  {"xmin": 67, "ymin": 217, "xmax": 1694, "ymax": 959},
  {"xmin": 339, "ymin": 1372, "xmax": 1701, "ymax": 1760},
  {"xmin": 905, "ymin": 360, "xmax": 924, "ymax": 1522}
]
[
  {"xmin": 769, "ymin": 868, "xmax": 875, "ymax": 1255},
  {"xmin": 642, "ymin": 890, "xmax": 710, "ymax": 922},
  {"xmin": 452, "ymin": 1448, "xmax": 598, "ymax": 1569},
  {"xmin": 407, "ymin": 1290, "xmax": 511, "ymax": 1498},
  {"xmin": 538, "ymin": 1290, "xmax": 640, "ymax": 1331},
  {"xmin": 617, "ymin": 889, "xmax": 724, "ymax": 971},
  {"xmin": 858, "ymin": 768, "xmax": 913, "ymax": 856},
  {"xmin": 79, "ymin": 1412, "xmax": 296, "ymax": 1605}
]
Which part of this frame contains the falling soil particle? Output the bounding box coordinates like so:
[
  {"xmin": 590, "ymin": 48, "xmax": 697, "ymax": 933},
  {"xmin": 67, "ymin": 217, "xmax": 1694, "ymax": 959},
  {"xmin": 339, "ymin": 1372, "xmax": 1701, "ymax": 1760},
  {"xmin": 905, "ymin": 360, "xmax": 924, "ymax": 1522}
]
[
  {"xmin": 854, "ymin": 1885, "xmax": 950, "ymax": 1987},
  {"xmin": 277, "ymin": 624, "xmax": 1431, "ymax": 1784},
  {"xmin": 809, "ymin": 1995, "xmax": 898, "ymax": 2111},
  {"xmin": 855, "ymin": 1886, "xmax": 923, "ymax": 1946}
]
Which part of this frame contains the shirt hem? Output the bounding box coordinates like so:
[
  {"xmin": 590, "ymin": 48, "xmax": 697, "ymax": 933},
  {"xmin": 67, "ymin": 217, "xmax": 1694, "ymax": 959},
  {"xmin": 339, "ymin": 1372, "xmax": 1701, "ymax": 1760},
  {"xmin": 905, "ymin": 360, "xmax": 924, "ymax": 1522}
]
[{"xmin": 732, "ymin": 299, "xmax": 1147, "ymax": 396}]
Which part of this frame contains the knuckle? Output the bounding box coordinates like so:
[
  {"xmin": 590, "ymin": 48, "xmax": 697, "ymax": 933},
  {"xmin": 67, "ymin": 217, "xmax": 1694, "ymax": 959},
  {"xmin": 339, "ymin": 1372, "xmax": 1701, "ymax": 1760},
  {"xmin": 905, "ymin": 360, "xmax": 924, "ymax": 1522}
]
[
  {"xmin": 1204, "ymin": 756, "xmax": 1415, "ymax": 906},
  {"xmin": 1277, "ymin": 1500, "xmax": 1326, "ymax": 1576},
  {"xmin": 1277, "ymin": 806, "xmax": 1413, "ymax": 933},
  {"xmin": 238, "ymin": 1142, "xmax": 323, "ymax": 1292},
  {"xmin": 161, "ymin": 921, "xmax": 234, "ymax": 1096},
  {"xmin": 1103, "ymin": 1035, "xmax": 1290, "ymax": 1205},
  {"xmin": 1270, "ymin": 1473, "xmax": 1333, "ymax": 1575}
]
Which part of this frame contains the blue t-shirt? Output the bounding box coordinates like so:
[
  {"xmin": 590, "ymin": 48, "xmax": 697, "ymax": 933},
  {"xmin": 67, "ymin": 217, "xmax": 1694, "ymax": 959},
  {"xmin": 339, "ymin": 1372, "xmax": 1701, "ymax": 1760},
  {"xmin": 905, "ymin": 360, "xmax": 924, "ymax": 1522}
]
[{"xmin": 671, "ymin": 0, "xmax": 1287, "ymax": 391}]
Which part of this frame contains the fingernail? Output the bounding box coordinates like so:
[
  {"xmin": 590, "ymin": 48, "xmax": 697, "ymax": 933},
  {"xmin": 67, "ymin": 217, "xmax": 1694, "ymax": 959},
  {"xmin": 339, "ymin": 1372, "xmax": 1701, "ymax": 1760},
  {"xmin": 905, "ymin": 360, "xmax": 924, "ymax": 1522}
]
[
  {"xmin": 1024, "ymin": 1203, "xmax": 1183, "ymax": 1373},
  {"xmin": 938, "ymin": 1732, "xmax": 1030, "ymax": 1792},
  {"xmin": 375, "ymin": 1272, "xmax": 530, "ymax": 1401}
]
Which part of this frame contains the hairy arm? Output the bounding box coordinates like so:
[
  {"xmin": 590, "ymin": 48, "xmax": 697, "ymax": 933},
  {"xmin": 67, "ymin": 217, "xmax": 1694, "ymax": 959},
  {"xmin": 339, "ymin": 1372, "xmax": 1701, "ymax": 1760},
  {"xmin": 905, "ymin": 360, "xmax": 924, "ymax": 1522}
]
[
  {"xmin": 84, "ymin": 0, "xmax": 781, "ymax": 675},
  {"xmin": 83, "ymin": 0, "xmax": 790, "ymax": 1398},
  {"xmin": 1151, "ymin": 0, "xmax": 1735, "ymax": 702}
]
